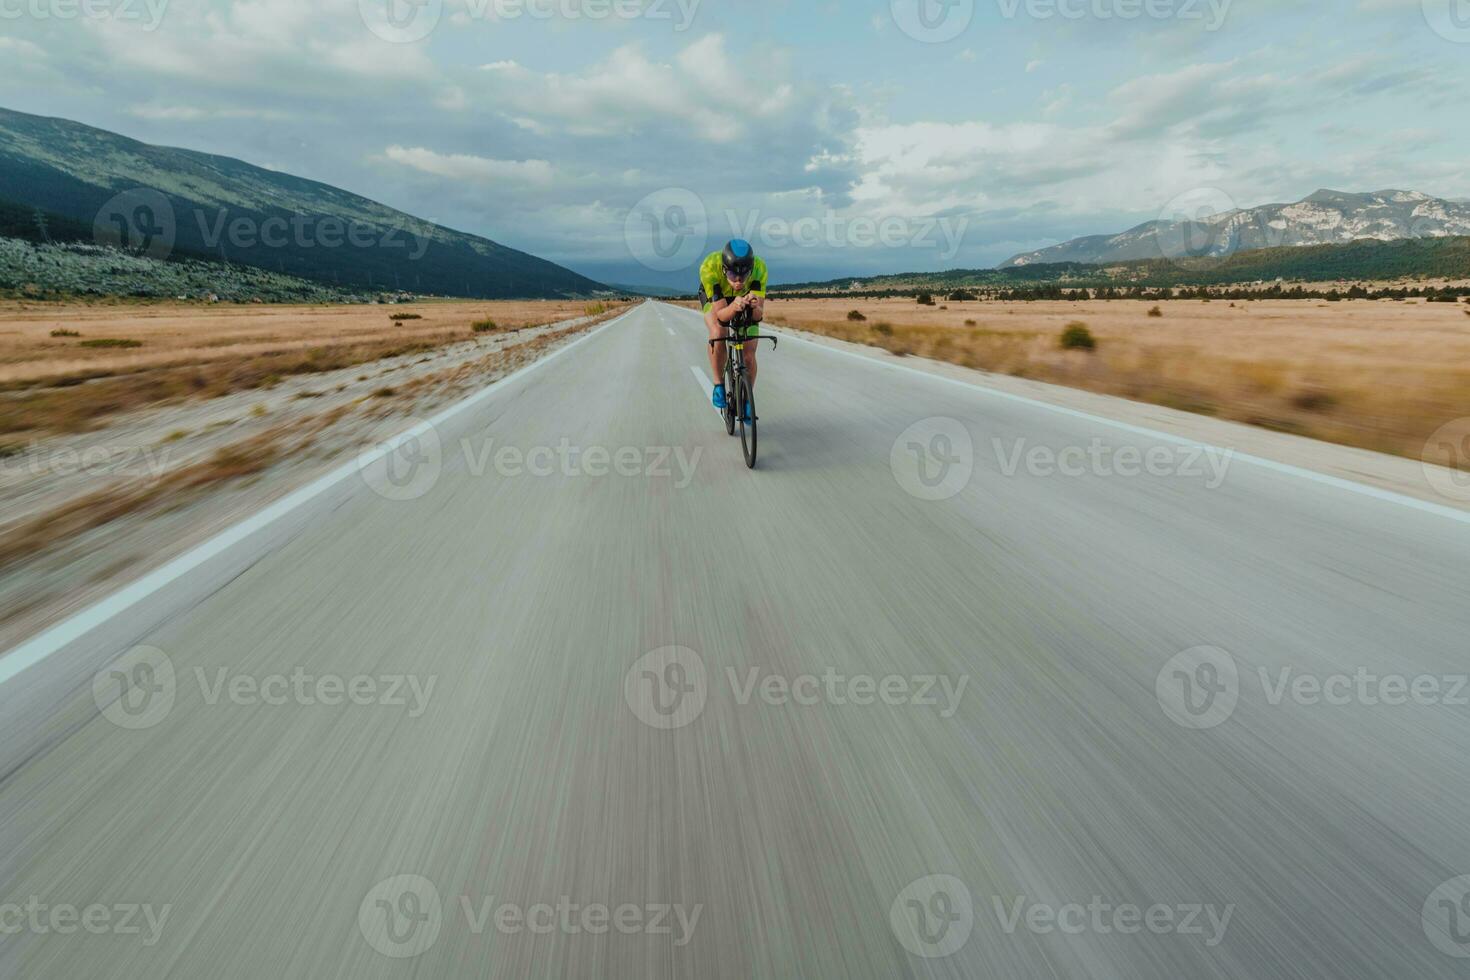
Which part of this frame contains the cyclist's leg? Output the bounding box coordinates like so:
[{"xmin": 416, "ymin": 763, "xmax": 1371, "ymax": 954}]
[
  {"xmin": 704, "ymin": 297, "xmax": 729, "ymax": 387},
  {"xmin": 743, "ymin": 314, "xmax": 763, "ymax": 387}
]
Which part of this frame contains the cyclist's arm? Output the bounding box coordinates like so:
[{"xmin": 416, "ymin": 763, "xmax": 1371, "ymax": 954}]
[{"xmin": 710, "ymin": 296, "xmax": 749, "ymax": 323}]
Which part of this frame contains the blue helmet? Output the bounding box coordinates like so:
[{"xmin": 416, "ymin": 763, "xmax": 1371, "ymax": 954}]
[{"xmin": 722, "ymin": 239, "xmax": 755, "ymax": 278}]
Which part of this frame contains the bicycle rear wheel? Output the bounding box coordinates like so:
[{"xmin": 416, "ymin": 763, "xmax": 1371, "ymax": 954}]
[{"xmin": 738, "ymin": 377, "xmax": 757, "ymax": 468}]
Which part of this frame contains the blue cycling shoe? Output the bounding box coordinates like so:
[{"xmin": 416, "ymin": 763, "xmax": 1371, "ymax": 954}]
[
  {"xmin": 712, "ymin": 384, "xmax": 726, "ymax": 410},
  {"xmin": 741, "ymin": 401, "xmax": 752, "ymax": 423}
]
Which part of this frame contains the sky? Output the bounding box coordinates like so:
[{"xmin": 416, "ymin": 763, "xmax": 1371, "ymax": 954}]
[{"xmin": 2, "ymin": 0, "xmax": 1469, "ymax": 288}]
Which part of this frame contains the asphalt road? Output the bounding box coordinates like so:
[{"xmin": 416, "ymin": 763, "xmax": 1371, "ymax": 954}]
[{"xmin": 3, "ymin": 301, "xmax": 1470, "ymax": 979}]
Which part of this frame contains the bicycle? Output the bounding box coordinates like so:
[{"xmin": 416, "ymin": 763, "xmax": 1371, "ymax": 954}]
[{"xmin": 708, "ymin": 311, "xmax": 777, "ymax": 469}]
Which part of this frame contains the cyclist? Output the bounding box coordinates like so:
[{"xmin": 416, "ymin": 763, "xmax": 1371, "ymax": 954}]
[{"xmin": 700, "ymin": 239, "xmax": 768, "ymax": 414}]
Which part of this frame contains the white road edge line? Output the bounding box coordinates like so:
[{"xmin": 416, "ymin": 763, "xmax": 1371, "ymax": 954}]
[
  {"xmin": 0, "ymin": 307, "xmax": 640, "ymax": 687},
  {"xmin": 660, "ymin": 303, "xmax": 1470, "ymax": 526},
  {"xmin": 688, "ymin": 365, "xmax": 722, "ymax": 417}
]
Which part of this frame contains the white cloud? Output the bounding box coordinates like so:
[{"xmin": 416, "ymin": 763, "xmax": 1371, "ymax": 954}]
[
  {"xmin": 471, "ymin": 35, "xmax": 798, "ymax": 142},
  {"xmin": 0, "ymin": 37, "xmax": 46, "ymax": 59},
  {"xmin": 383, "ymin": 146, "xmax": 555, "ymax": 186},
  {"xmin": 128, "ymin": 105, "xmax": 290, "ymax": 121}
]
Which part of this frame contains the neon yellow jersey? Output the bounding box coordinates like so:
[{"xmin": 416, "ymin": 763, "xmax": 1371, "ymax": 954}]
[{"xmin": 698, "ymin": 251, "xmax": 769, "ymax": 309}]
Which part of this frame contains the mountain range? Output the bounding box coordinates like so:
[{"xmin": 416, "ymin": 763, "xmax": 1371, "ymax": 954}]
[
  {"xmin": 0, "ymin": 106, "xmax": 605, "ymax": 299},
  {"xmin": 1002, "ymin": 189, "xmax": 1470, "ymax": 268}
]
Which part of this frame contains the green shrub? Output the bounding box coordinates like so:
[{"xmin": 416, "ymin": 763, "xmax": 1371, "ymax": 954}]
[
  {"xmin": 1147, "ymin": 306, "xmax": 1163, "ymax": 318},
  {"xmin": 847, "ymin": 310, "xmax": 866, "ymax": 321},
  {"xmin": 50, "ymin": 328, "xmax": 80, "ymax": 337},
  {"xmin": 472, "ymin": 318, "xmax": 498, "ymax": 333},
  {"xmin": 1060, "ymin": 322, "xmax": 1096, "ymax": 351},
  {"xmin": 80, "ymin": 338, "xmax": 142, "ymax": 349},
  {"xmin": 390, "ymin": 313, "xmax": 423, "ymax": 321},
  {"xmin": 964, "ymin": 319, "xmax": 977, "ymax": 326},
  {"xmin": 948, "ymin": 290, "xmax": 977, "ymax": 301},
  {"xmin": 585, "ymin": 301, "xmax": 610, "ymax": 315},
  {"xmin": 916, "ymin": 292, "xmax": 935, "ymax": 306}
]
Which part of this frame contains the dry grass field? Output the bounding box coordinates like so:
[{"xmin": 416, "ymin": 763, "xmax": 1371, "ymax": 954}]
[
  {"xmin": 769, "ymin": 296, "xmax": 1470, "ymax": 465},
  {"xmin": 0, "ymin": 299, "xmax": 625, "ymax": 439}
]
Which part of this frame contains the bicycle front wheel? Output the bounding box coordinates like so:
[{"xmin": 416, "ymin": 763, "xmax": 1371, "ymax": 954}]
[
  {"xmin": 738, "ymin": 377, "xmax": 757, "ymax": 469},
  {"xmin": 723, "ymin": 360, "xmax": 737, "ymax": 436}
]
